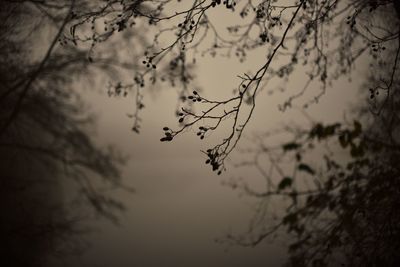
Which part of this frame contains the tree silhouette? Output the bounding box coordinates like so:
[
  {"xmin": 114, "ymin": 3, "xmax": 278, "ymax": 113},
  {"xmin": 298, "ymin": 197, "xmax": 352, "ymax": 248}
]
[
  {"xmin": 63, "ymin": 1, "xmax": 399, "ymax": 266},
  {"xmin": 221, "ymin": 111, "xmax": 400, "ymax": 266},
  {"xmin": 58, "ymin": 0, "xmax": 399, "ymax": 173},
  {"xmin": 0, "ymin": 1, "xmax": 136, "ymax": 265},
  {"xmin": 2, "ymin": 0, "xmax": 400, "ymax": 266},
  {"xmin": 215, "ymin": 3, "xmax": 400, "ymax": 266}
]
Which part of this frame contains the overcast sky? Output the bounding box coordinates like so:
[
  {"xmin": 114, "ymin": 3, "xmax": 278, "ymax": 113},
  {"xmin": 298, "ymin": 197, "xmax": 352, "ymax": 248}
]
[
  {"xmin": 69, "ymin": 47, "xmax": 366, "ymax": 267},
  {"xmin": 54, "ymin": 3, "xmax": 368, "ymax": 266}
]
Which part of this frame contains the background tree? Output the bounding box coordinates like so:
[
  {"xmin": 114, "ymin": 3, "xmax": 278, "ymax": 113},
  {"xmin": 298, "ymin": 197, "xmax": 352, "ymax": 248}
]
[
  {"xmin": 215, "ymin": 2, "xmax": 400, "ymax": 266},
  {"xmin": 0, "ymin": 1, "xmax": 139, "ymax": 266}
]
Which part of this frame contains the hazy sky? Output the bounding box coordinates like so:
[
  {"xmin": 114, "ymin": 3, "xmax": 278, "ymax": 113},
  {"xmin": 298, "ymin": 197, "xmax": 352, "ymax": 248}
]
[
  {"xmin": 55, "ymin": 2, "xmax": 368, "ymax": 266},
  {"xmin": 70, "ymin": 47, "xmax": 365, "ymax": 267},
  {"xmin": 0, "ymin": 1, "xmax": 384, "ymax": 267}
]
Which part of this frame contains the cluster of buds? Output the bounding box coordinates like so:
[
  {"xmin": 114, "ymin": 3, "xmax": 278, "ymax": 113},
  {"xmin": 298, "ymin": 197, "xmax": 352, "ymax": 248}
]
[{"xmin": 205, "ymin": 149, "xmax": 222, "ymax": 175}]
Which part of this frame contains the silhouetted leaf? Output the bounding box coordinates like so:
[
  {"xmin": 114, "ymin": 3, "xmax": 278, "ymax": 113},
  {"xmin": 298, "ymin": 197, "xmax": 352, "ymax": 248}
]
[
  {"xmin": 283, "ymin": 142, "xmax": 301, "ymax": 151},
  {"xmin": 310, "ymin": 123, "xmax": 341, "ymax": 140},
  {"xmin": 352, "ymin": 120, "xmax": 362, "ymax": 137},
  {"xmin": 278, "ymin": 177, "xmax": 293, "ymax": 190},
  {"xmin": 350, "ymin": 143, "xmax": 365, "ymax": 158},
  {"xmin": 309, "ymin": 123, "xmax": 324, "ymax": 139},
  {"xmin": 283, "ymin": 212, "xmax": 298, "ymax": 226},
  {"xmin": 338, "ymin": 133, "xmax": 348, "ymax": 148},
  {"xmin": 298, "ymin": 163, "xmax": 315, "ymax": 175}
]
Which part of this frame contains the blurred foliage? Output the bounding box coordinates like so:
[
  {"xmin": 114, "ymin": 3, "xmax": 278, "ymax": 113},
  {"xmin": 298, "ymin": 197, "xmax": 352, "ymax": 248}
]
[{"xmin": 0, "ymin": 1, "xmax": 135, "ymax": 265}]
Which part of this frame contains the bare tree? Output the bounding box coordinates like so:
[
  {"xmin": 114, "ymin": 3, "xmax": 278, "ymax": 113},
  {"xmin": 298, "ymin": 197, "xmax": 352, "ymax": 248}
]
[
  {"xmin": 2, "ymin": 0, "xmax": 400, "ymax": 266},
  {"xmin": 59, "ymin": 0, "xmax": 399, "ymax": 173},
  {"xmin": 221, "ymin": 109, "xmax": 400, "ymax": 266},
  {"xmin": 0, "ymin": 1, "xmax": 137, "ymax": 266},
  {"xmin": 64, "ymin": 1, "xmax": 399, "ymax": 266},
  {"xmin": 215, "ymin": 3, "xmax": 400, "ymax": 266}
]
